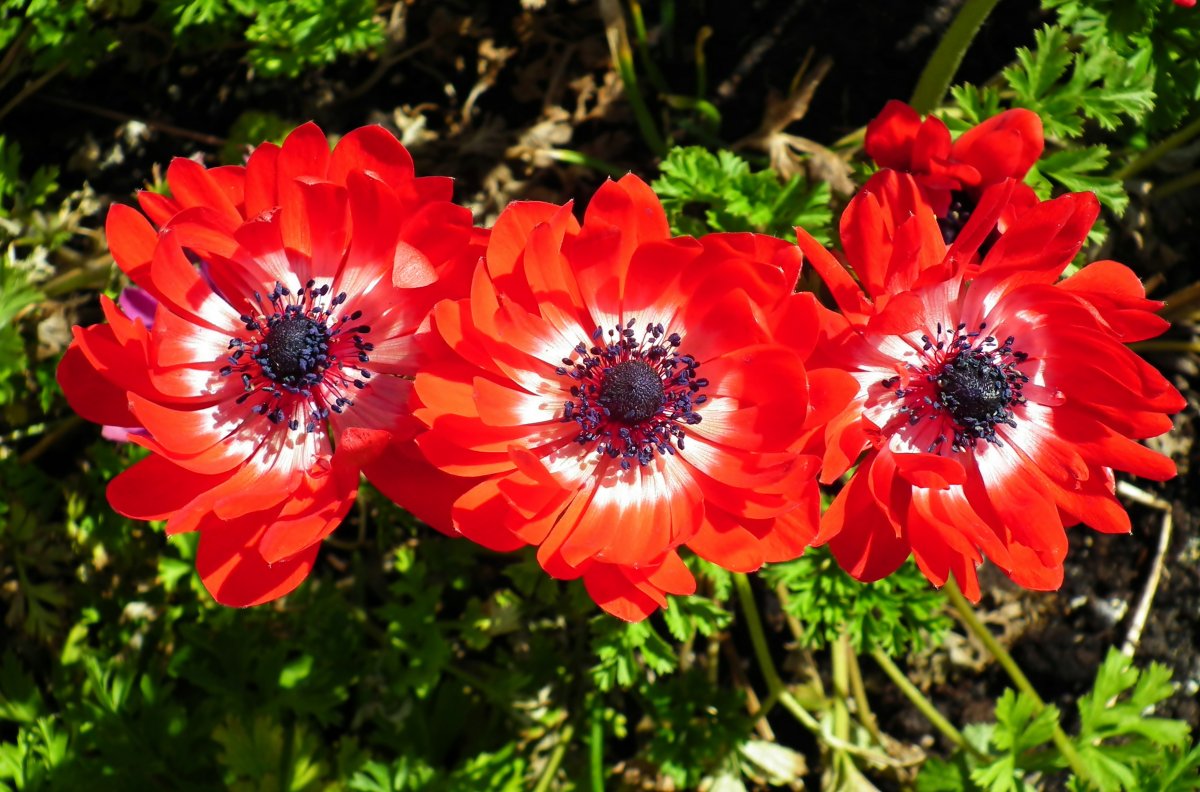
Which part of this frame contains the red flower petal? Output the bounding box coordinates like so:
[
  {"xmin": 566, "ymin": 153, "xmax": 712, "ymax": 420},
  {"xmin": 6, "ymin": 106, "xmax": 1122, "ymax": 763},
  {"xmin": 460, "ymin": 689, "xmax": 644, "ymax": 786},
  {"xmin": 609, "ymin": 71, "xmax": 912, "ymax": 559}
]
[{"xmin": 194, "ymin": 514, "xmax": 321, "ymax": 607}]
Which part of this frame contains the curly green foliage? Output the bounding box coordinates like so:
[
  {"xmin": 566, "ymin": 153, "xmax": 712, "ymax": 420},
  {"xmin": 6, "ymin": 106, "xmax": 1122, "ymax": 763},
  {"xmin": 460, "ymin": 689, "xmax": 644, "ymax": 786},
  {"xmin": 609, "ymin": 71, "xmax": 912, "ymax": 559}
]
[
  {"xmin": 1043, "ymin": 0, "xmax": 1200, "ymax": 134},
  {"xmin": 640, "ymin": 669, "xmax": 750, "ymax": 789},
  {"xmin": 0, "ymin": 0, "xmax": 124, "ymax": 75},
  {"xmin": 761, "ymin": 546, "xmax": 952, "ymax": 656},
  {"xmin": 950, "ymin": 80, "xmax": 1128, "ymax": 223},
  {"xmin": 1002, "ymin": 24, "xmax": 1155, "ymax": 140},
  {"xmin": 588, "ymin": 618, "xmax": 677, "ymax": 692},
  {"xmin": 918, "ymin": 649, "xmax": 1199, "ymax": 792},
  {"xmin": 236, "ymin": 0, "xmax": 386, "ymax": 78},
  {"xmin": 653, "ymin": 146, "xmax": 833, "ymax": 243},
  {"xmin": 2, "ymin": 0, "xmax": 387, "ymax": 84}
]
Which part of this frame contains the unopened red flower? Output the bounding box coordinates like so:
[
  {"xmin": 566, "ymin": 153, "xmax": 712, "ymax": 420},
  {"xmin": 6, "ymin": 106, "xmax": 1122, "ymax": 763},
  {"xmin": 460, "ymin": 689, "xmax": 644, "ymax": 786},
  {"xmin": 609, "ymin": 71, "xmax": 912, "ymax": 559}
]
[
  {"xmin": 1175, "ymin": 0, "xmax": 1195, "ymax": 8},
  {"xmin": 797, "ymin": 171, "xmax": 1183, "ymax": 599},
  {"xmin": 369, "ymin": 175, "xmax": 848, "ymax": 620},
  {"xmin": 58, "ymin": 123, "xmax": 482, "ymax": 606},
  {"xmin": 865, "ymin": 100, "xmax": 1044, "ymax": 242}
]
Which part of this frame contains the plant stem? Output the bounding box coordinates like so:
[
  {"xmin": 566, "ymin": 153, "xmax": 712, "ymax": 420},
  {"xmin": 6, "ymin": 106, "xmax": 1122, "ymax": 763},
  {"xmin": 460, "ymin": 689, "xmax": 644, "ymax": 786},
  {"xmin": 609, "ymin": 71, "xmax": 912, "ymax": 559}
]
[
  {"xmin": 943, "ymin": 578, "xmax": 1092, "ymax": 782},
  {"xmin": 1150, "ymin": 168, "xmax": 1200, "ymax": 202},
  {"xmin": 532, "ymin": 721, "xmax": 576, "ymax": 792},
  {"xmin": 778, "ymin": 690, "xmax": 822, "ymax": 733},
  {"xmin": 831, "ymin": 634, "xmax": 852, "ymax": 743},
  {"xmin": 909, "ymin": 0, "xmax": 1005, "ymax": 114},
  {"xmin": 599, "ymin": 0, "xmax": 667, "ymax": 157},
  {"xmin": 0, "ymin": 60, "xmax": 68, "ymax": 124},
  {"xmin": 733, "ymin": 572, "xmax": 785, "ymax": 694},
  {"xmin": 733, "ymin": 573, "xmax": 824, "ymax": 733},
  {"xmin": 1130, "ymin": 339, "xmax": 1200, "ymax": 354},
  {"xmin": 846, "ymin": 644, "xmax": 885, "ymax": 747},
  {"xmin": 1117, "ymin": 114, "xmax": 1200, "ymax": 180},
  {"xmin": 545, "ymin": 148, "xmax": 627, "ymax": 178},
  {"xmin": 871, "ymin": 648, "xmax": 989, "ymax": 762},
  {"xmin": 588, "ymin": 705, "xmax": 605, "ymax": 792}
]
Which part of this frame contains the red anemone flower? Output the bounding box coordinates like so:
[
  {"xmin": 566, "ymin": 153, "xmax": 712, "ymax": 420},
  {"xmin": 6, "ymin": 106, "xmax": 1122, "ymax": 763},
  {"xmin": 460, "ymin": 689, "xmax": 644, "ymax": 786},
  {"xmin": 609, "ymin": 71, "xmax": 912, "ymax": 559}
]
[
  {"xmin": 797, "ymin": 171, "xmax": 1183, "ymax": 600},
  {"xmin": 57, "ymin": 123, "xmax": 482, "ymax": 606},
  {"xmin": 368, "ymin": 175, "xmax": 850, "ymax": 621},
  {"xmin": 865, "ymin": 100, "xmax": 1044, "ymax": 243}
]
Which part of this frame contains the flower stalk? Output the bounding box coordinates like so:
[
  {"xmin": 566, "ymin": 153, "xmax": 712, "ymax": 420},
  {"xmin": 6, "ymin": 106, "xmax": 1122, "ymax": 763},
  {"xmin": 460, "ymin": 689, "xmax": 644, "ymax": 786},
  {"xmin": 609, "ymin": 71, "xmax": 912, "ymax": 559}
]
[
  {"xmin": 943, "ymin": 578, "xmax": 1092, "ymax": 783},
  {"xmin": 909, "ymin": 0, "xmax": 1005, "ymax": 113},
  {"xmin": 531, "ymin": 721, "xmax": 576, "ymax": 792},
  {"xmin": 870, "ymin": 647, "xmax": 989, "ymax": 763}
]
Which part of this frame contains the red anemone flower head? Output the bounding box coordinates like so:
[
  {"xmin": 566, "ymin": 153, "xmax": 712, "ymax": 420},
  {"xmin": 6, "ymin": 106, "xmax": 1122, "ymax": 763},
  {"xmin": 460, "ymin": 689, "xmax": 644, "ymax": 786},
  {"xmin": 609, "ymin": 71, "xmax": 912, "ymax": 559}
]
[
  {"xmin": 865, "ymin": 100, "xmax": 1044, "ymax": 242},
  {"xmin": 368, "ymin": 174, "xmax": 849, "ymax": 621},
  {"xmin": 57, "ymin": 122, "xmax": 482, "ymax": 606},
  {"xmin": 797, "ymin": 171, "xmax": 1183, "ymax": 600}
]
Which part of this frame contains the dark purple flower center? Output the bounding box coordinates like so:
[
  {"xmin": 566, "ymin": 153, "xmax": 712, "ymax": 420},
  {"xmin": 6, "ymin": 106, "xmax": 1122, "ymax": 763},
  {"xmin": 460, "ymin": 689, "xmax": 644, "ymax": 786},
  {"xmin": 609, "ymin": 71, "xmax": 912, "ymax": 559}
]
[
  {"xmin": 598, "ymin": 361, "xmax": 665, "ymax": 424},
  {"xmin": 936, "ymin": 191, "xmax": 976, "ymax": 244},
  {"xmin": 220, "ymin": 281, "xmax": 375, "ymax": 432},
  {"xmin": 556, "ymin": 319, "xmax": 707, "ymax": 469},
  {"xmin": 883, "ymin": 321, "xmax": 1029, "ymax": 453},
  {"xmin": 938, "ymin": 189, "xmax": 1001, "ymax": 254}
]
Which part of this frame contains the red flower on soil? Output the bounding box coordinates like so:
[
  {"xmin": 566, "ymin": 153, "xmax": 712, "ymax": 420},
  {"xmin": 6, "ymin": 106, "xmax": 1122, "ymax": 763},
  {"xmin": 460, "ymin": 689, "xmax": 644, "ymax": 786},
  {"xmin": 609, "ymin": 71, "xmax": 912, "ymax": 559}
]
[
  {"xmin": 368, "ymin": 175, "xmax": 851, "ymax": 621},
  {"xmin": 57, "ymin": 123, "xmax": 482, "ymax": 606},
  {"xmin": 797, "ymin": 171, "xmax": 1183, "ymax": 600},
  {"xmin": 865, "ymin": 100, "xmax": 1044, "ymax": 242}
]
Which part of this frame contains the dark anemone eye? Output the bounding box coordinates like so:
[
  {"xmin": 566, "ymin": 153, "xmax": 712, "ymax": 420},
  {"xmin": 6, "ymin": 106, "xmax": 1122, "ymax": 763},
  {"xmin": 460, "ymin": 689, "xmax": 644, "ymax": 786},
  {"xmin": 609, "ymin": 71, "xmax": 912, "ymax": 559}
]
[
  {"xmin": 599, "ymin": 361, "xmax": 665, "ymax": 424},
  {"xmin": 220, "ymin": 281, "xmax": 374, "ymax": 433},
  {"xmin": 556, "ymin": 319, "xmax": 708, "ymax": 469}
]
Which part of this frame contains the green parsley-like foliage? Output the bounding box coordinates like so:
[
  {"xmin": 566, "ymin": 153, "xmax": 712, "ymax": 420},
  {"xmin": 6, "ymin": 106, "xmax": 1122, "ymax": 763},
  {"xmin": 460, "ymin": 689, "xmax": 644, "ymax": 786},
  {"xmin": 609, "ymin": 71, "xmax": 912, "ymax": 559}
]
[
  {"xmin": 589, "ymin": 618, "xmax": 677, "ymax": 692},
  {"xmin": 1001, "ymin": 24, "xmax": 1155, "ymax": 140},
  {"xmin": 1070, "ymin": 649, "xmax": 1196, "ymax": 791},
  {"xmin": 641, "ymin": 669, "xmax": 750, "ymax": 789},
  {"xmin": 1042, "ymin": 0, "xmax": 1200, "ymax": 134},
  {"xmin": 653, "ymin": 146, "xmax": 833, "ymax": 243},
  {"xmin": 761, "ymin": 546, "xmax": 952, "ymax": 657},
  {"xmin": 236, "ymin": 0, "xmax": 386, "ymax": 78},
  {"xmin": 1, "ymin": 0, "xmax": 387, "ymax": 84},
  {"xmin": 918, "ymin": 649, "xmax": 1199, "ymax": 791},
  {"xmin": 0, "ymin": 0, "xmax": 122, "ymax": 76}
]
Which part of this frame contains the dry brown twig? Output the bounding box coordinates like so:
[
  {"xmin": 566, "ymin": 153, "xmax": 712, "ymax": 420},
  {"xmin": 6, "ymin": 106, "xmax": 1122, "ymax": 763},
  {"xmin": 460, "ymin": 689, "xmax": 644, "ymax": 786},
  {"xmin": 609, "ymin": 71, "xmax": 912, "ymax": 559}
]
[{"xmin": 1115, "ymin": 480, "xmax": 1175, "ymax": 658}]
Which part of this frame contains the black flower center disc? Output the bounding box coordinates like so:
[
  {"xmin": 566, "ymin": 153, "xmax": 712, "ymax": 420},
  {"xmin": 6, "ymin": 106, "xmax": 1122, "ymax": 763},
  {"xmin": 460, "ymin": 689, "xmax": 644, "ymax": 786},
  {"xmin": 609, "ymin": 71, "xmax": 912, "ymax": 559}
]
[
  {"xmin": 260, "ymin": 313, "xmax": 331, "ymax": 385},
  {"xmin": 599, "ymin": 360, "xmax": 665, "ymax": 424},
  {"xmin": 937, "ymin": 352, "xmax": 1011, "ymax": 426}
]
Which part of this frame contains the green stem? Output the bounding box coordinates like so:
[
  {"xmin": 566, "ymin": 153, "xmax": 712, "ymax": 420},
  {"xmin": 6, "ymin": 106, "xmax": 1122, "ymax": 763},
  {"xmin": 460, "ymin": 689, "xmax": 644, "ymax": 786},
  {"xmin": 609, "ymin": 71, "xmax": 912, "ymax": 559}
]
[
  {"xmin": 1130, "ymin": 339, "xmax": 1200, "ymax": 354},
  {"xmin": 778, "ymin": 690, "xmax": 822, "ymax": 733},
  {"xmin": 545, "ymin": 148, "xmax": 627, "ymax": 178},
  {"xmin": 733, "ymin": 573, "xmax": 822, "ymax": 733},
  {"xmin": 943, "ymin": 578, "xmax": 1092, "ymax": 783},
  {"xmin": 1150, "ymin": 168, "xmax": 1200, "ymax": 202},
  {"xmin": 846, "ymin": 644, "xmax": 885, "ymax": 747},
  {"xmin": 871, "ymin": 648, "xmax": 989, "ymax": 763},
  {"xmin": 600, "ymin": 0, "xmax": 667, "ymax": 157},
  {"xmin": 532, "ymin": 721, "xmax": 576, "ymax": 792},
  {"xmin": 733, "ymin": 572, "xmax": 785, "ymax": 695},
  {"xmin": 1117, "ymin": 114, "xmax": 1200, "ymax": 180},
  {"xmin": 627, "ymin": 0, "xmax": 670, "ymax": 96},
  {"xmin": 588, "ymin": 706, "xmax": 605, "ymax": 792},
  {"xmin": 909, "ymin": 0, "xmax": 1005, "ymax": 113},
  {"xmin": 831, "ymin": 634, "xmax": 852, "ymax": 742}
]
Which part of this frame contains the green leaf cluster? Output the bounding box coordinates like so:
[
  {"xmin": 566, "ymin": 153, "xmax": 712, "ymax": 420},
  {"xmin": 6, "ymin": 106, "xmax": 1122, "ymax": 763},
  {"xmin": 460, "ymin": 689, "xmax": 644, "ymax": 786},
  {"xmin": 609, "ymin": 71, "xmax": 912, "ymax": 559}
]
[
  {"xmin": 1, "ymin": 0, "xmax": 387, "ymax": 84},
  {"xmin": 1042, "ymin": 0, "xmax": 1200, "ymax": 134},
  {"xmin": 653, "ymin": 146, "xmax": 834, "ymax": 243},
  {"xmin": 919, "ymin": 649, "xmax": 1200, "ymax": 791},
  {"xmin": 1002, "ymin": 25, "xmax": 1155, "ymax": 140},
  {"xmin": 761, "ymin": 547, "xmax": 953, "ymax": 656}
]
